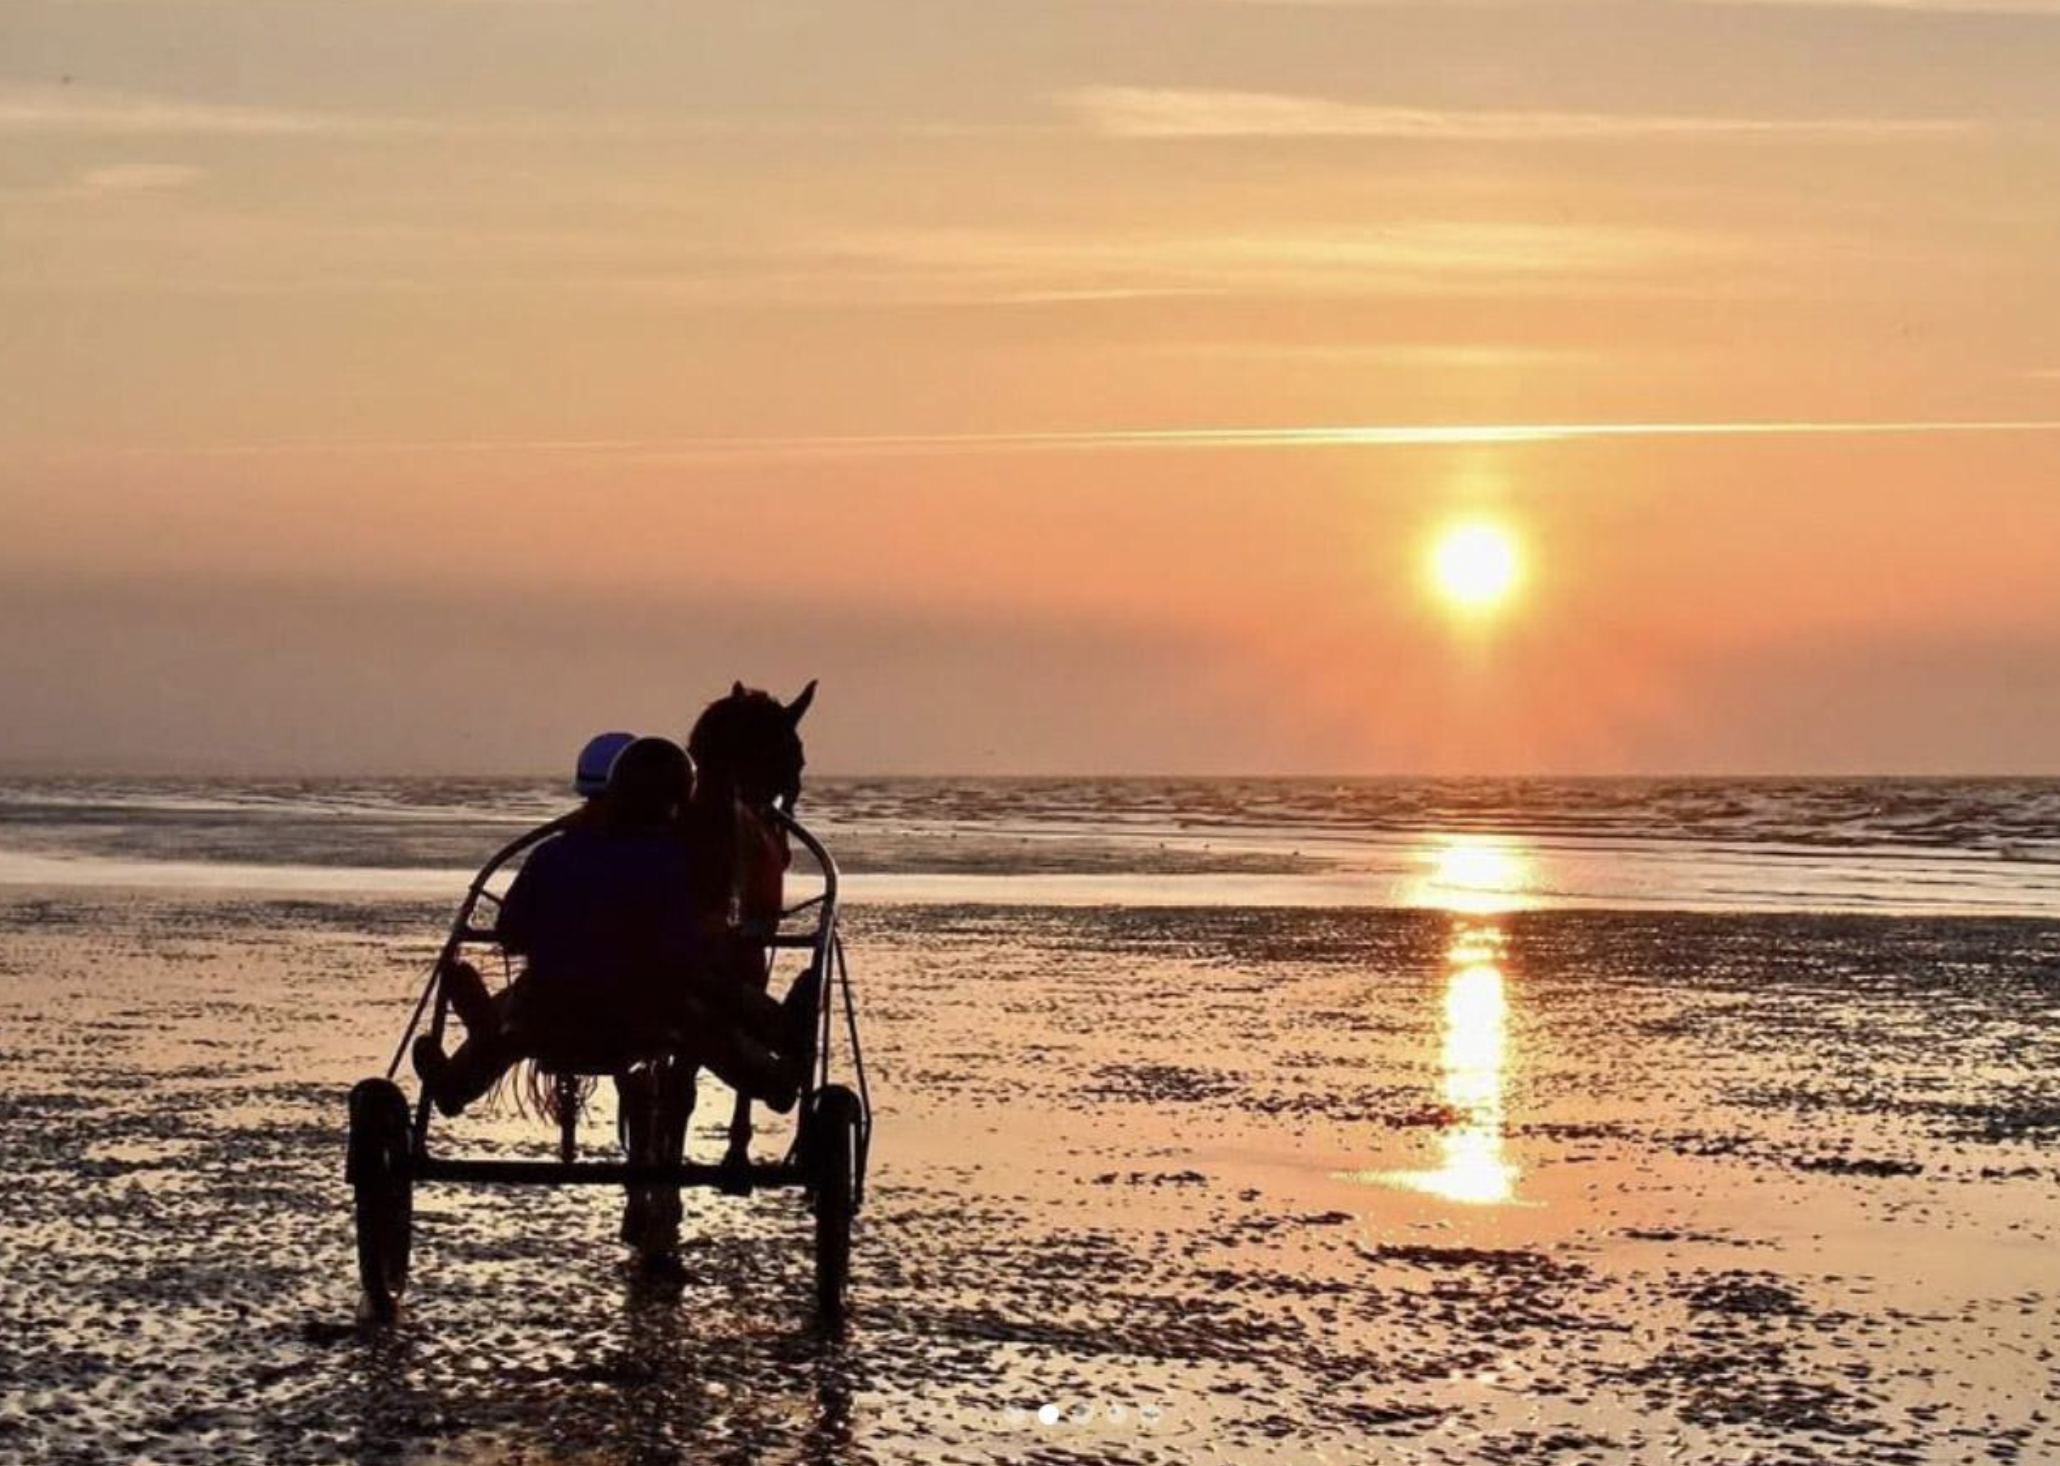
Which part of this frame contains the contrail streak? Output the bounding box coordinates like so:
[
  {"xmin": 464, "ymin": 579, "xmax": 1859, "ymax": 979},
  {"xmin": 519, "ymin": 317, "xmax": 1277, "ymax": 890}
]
[{"xmin": 29, "ymin": 419, "xmax": 2060, "ymax": 462}]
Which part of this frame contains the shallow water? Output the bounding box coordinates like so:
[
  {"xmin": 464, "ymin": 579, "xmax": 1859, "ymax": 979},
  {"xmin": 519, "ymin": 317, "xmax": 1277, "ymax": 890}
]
[
  {"xmin": 3, "ymin": 776, "xmax": 2058, "ymax": 917},
  {"xmin": 1, "ymin": 882, "xmax": 2057, "ymax": 1465}
]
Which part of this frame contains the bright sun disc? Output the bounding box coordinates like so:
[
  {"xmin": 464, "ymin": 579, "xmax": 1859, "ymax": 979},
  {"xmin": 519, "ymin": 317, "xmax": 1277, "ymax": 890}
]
[{"xmin": 1431, "ymin": 521, "xmax": 1520, "ymax": 611}]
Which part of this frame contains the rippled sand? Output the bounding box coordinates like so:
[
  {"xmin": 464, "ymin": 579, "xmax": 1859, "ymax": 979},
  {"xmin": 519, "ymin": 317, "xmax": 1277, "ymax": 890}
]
[{"xmin": 2, "ymin": 889, "xmax": 2058, "ymax": 1464}]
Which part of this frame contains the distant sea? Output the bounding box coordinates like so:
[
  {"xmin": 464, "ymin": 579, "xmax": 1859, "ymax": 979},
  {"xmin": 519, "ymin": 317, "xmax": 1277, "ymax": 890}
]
[{"xmin": 1, "ymin": 776, "xmax": 2056, "ymax": 917}]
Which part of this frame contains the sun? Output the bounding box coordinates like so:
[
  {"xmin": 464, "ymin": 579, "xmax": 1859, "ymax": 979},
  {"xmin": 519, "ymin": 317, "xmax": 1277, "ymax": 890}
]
[{"xmin": 1430, "ymin": 520, "xmax": 1520, "ymax": 612}]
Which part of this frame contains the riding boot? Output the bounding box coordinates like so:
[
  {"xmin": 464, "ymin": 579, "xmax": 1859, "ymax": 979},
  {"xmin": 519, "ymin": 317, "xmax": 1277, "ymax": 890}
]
[
  {"xmin": 411, "ymin": 1036, "xmax": 473, "ymax": 1117},
  {"xmin": 778, "ymin": 966, "xmax": 822, "ymax": 1061},
  {"xmin": 699, "ymin": 1029, "xmax": 799, "ymax": 1115},
  {"xmin": 412, "ymin": 1028, "xmax": 512, "ymax": 1116},
  {"xmin": 717, "ymin": 965, "xmax": 819, "ymax": 1056},
  {"xmin": 441, "ymin": 959, "xmax": 500, "ymax": 1037}
]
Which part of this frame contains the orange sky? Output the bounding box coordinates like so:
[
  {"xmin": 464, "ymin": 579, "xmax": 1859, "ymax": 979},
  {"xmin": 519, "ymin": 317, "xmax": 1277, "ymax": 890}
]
[{"xmin": 3, "ymin": 0, "xmax": 2059, "ymax": 773}]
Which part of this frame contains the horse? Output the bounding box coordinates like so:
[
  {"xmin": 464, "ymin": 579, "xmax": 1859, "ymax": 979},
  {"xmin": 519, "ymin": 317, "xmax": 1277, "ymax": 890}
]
[{"xmin": 619, "ymin": 679, "xmax": 816, "ymax": 1254}]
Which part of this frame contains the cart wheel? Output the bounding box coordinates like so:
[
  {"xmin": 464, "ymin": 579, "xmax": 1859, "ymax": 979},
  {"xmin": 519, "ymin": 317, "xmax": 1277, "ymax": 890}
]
[
  {"xmin": 806, "ymin": 1085, "xmax": 861, "ymax": 1321},
  {"xmin": 347, "ymin": 1078, "xmax": 413, "ymax": 1323}
]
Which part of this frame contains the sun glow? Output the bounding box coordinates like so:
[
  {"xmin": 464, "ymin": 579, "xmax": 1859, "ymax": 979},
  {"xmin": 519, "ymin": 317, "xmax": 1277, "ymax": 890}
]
[
  {"xmin": 1430, "ymin": 520, "xmax": 1520, "ymax": 612},
  {"xmin": 1416, "ymin": 837, "xmax": 1532, "ymax": 916}
]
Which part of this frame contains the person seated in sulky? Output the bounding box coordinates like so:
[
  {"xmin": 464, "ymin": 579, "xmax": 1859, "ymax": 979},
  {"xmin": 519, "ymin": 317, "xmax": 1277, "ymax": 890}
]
[{"xmin": 411, "ymin": 736, "xmax": 813, "ymax": 1117}]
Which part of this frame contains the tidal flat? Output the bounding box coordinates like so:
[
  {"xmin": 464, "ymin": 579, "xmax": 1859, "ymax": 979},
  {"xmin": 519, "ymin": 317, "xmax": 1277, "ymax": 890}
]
[{"xmin": 1, "ymin": 888, "xmax": 2057, "ymax": 1465}]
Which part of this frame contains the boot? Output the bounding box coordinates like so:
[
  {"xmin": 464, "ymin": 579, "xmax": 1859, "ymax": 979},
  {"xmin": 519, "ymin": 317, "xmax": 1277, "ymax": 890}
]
[
  {"xmin": 412, "ymin": 1030, "xmax": 509, "ymax": 1117},
  {"xmin": 440, "ymin": 960, "xmax": 500, "ymax": 1037},
  {"xmin": 775, "ymin": 966, "xmax": 823, "ymax": 1092},
  {"xmin": 412, "ymin": 1035, "xmax": 467, "ymax": 1117}
]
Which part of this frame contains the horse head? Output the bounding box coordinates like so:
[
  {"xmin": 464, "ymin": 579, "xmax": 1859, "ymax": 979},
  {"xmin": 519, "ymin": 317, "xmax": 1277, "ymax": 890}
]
[{"xmin": 686, "ymin": 679, "xmax": 816, "ymax": 813}]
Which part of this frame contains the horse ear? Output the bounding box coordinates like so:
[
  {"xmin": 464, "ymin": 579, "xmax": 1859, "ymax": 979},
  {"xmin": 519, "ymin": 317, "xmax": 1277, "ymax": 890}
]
[
  {"xmin": 786, "ymin": 679, "xmax": 818, "ymax": 726},
  {"xmin": 731, "ymin": 680, "xmax": 747, "ymax": 699}
]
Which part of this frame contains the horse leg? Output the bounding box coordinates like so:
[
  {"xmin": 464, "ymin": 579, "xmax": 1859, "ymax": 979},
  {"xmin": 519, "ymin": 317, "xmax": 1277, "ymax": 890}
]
[
  {"xmin": 717, "ymin": 1088, "xmax": 754, "ymax": 1195},
  {"xmin": 617, "ymin": 1067, "xmax": 654, "ymax": 1248},
  {"xmin": 718, "ymin": 952, "xmax": 775, "ymax": 1190},
  {"xmin": 646, "ymin": 1059, "xmax": 695, "ymax": 1249},
  {"xmin": 664, "ymin": 1059, "xmax": 696, "ymax": 1165}
]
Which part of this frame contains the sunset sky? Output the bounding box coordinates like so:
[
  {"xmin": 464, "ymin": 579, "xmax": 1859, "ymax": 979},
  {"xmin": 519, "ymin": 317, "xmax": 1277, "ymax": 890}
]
[{"xmin": 3, "ymin": 0, "xmax": 2059, "ymax": 774}]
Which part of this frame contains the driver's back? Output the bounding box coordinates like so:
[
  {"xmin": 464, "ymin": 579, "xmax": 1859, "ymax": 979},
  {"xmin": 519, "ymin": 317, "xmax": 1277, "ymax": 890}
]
[{"xmin": 498, "ymin": 825, "xmax": 695, "ymax": 994}]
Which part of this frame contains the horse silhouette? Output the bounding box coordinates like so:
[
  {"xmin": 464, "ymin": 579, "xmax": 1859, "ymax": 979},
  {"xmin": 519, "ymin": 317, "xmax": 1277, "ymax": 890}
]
[{"xmin": 620, "ymin": 679, "xmax": 817, "ymax": 1251}]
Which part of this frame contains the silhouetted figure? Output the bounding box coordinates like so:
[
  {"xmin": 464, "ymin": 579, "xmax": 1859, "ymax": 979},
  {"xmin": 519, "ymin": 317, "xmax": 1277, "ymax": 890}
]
[
  {"xmin": 682, "ymin": 680, "xmax": 816, "ymax": 1188},
  {"xmin": 411, "ymin": 737, "xmax": 812, "ymax": 1117},
  {"xmin": 618, "ymin": 681, "xmax": 821, "ymax": 1250}
]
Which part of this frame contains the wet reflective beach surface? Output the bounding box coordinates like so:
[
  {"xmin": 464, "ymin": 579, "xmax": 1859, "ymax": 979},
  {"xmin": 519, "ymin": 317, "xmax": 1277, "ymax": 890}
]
[
  {"xmin": 5, "ymin": 777, "xmax": 2060, "ymax": 916},
  {"xmin": 2, "ymin": 863, "xmax": 2058, "ymax": 1465}
]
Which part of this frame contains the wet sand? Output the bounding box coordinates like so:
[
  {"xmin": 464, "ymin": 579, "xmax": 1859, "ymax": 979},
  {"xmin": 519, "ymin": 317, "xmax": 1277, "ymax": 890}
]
[{"xmin": 1, "ymin": 888, "xmax": 2058, "ymax": 1464}]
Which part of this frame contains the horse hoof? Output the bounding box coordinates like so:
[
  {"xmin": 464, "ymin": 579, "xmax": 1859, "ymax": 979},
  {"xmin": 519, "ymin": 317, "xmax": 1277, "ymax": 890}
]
[
  {"xmin": 717, "ymin": 1151, "xmax": 754, "ymax": 1197},
  {"xmin": 627, "ymin": 1248, "xmax": 688, "ymax": 1289},
  {"xmin": 620, "ymin": 1193, "xmax": 649, "ymax": 1247}
]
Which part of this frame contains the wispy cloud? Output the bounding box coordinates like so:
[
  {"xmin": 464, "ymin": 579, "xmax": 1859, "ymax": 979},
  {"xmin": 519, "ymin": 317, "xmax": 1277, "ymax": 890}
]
[
  {"xmin": 840, "ymin": 220, "xmax": 1725, "ymax": 302},
  {"xmin": 0, "ymin": 81, "xmax": 1015, "ymax": 144},
  {"xmin": 1162, "ymin": 341, "xmax": 1595, "ymax": 369},
  {"xmin": 0, "ymin": 84, "xmax": 411, "ymax": 138},
  {"xmin": 0, "ymin": 211, "xmax": 1746, "ymax": 303},
  {"xmin": 74, "ymin": 163, "xmax": 206, "ymax": 194},
  {"xmin": 1063, "ymin": 86, "xmax": 1975, "ymax": 141},
  {"xmin": 31, "ymin": 419, "xmax": 2060, "ymax": 463}
]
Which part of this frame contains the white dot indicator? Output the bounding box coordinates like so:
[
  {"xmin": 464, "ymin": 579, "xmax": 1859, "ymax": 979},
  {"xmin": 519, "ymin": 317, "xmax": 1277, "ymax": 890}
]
[{"xmin": 1037, "ymin": 1403, "xmax": 1061, "ymax": 1427}]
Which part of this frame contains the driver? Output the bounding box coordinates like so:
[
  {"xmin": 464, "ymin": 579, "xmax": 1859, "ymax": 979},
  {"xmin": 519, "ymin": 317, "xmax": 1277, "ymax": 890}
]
[{"xmin": 411, "ymin": 736, "xmax": 813, "ymax": 1116}]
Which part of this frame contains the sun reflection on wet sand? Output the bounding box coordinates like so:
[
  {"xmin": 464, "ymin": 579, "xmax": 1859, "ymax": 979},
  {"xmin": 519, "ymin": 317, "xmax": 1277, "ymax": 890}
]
[
  {"xmin": 1346, "ymin": 924, "xmax": 1522, "ymax": 1205},
  {"xmin": 1403, "ymin": 944, "xmax": 1518, "ymax": 1204},
  {"xmin": 1357, "ymin": 836, "xmax": 1530, "ymax": 1204}
]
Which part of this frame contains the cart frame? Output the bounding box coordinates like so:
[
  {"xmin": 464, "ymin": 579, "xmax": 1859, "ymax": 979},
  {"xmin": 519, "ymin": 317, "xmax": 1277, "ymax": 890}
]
[{"xmin": 345, "ymin": 809, "xmax": 872, "ymax": 1322}]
